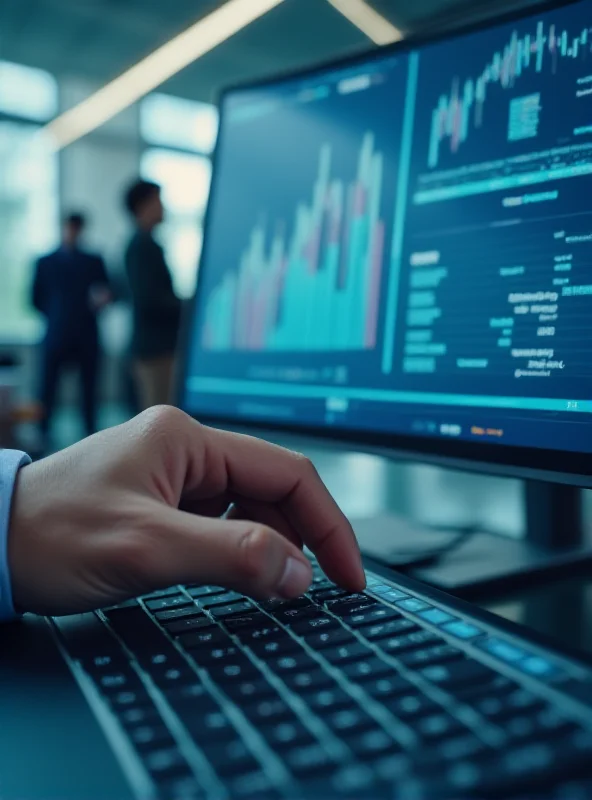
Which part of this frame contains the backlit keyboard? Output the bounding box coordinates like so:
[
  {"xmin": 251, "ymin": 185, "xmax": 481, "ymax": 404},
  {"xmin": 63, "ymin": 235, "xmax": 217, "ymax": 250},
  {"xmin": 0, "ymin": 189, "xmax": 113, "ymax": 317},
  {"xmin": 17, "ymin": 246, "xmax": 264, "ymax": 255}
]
[{"xmin": 53, "ymin": 563, "xmax": 592, "ymax": 799}]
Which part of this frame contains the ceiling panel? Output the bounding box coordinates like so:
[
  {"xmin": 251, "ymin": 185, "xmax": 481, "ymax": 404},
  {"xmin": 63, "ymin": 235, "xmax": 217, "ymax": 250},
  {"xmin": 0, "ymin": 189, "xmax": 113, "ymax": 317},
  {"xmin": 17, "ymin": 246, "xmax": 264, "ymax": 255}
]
[{"xmin": 0, "ymin": 0, "xmax": 539, "ymax": 107}]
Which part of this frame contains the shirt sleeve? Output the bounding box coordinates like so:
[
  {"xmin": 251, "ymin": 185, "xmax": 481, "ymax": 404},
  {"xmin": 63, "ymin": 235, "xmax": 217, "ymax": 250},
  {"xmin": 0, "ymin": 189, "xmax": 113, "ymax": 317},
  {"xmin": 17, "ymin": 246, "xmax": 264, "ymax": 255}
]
[{"xmin": 0, "ymin": 450, "xmax": 31, "ymax": 622}]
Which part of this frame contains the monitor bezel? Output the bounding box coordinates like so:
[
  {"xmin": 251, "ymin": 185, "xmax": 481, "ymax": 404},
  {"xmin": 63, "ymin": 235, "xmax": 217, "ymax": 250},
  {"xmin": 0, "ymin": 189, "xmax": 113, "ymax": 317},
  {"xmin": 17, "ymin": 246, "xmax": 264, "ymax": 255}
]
[{"xmin": 177, "ymin": 0, "xmax": 592, "ymax": 488}]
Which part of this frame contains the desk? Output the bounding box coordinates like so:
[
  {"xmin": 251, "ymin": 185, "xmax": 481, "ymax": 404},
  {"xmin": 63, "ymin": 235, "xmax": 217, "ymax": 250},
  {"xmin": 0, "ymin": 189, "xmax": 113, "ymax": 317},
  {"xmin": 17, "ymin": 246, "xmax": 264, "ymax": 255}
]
[{"xmin": 295, "ymin": 440, "xmax": 592, "ymax": 660}]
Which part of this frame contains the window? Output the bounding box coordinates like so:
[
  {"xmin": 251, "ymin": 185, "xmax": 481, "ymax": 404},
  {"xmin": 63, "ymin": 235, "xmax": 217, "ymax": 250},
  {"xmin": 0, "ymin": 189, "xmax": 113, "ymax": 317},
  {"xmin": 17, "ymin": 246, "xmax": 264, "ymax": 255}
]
[
  {"xmin": 140, "ymin": 93, "xmax": 218, "ymax": 299},
  {"xmin": 0, "ymin": 61, "xmax": 59, "ymax": 342},
  {"xmin": 140, "ymin": 93, "xmax": 218, "ymax": 155},
  {"xmin": 0, "ymin": 61, "xmax": 58, "ymax": 122}
]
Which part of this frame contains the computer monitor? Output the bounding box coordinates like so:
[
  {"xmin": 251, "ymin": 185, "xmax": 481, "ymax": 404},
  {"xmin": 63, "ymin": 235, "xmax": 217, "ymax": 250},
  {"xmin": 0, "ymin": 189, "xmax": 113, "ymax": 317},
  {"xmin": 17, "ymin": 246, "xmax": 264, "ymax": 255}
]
[{"xmin": 179, "ymin": 0, "xmax": 592, "ymax": 500}]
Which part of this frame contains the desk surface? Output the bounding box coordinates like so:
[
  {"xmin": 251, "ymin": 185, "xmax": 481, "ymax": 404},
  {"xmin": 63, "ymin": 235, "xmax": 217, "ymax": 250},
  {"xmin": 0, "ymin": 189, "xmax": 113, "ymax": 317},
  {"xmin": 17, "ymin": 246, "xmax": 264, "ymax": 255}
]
[{"xmin": 294, "ymin": 440, "xmax": 592, "ymax": 661}]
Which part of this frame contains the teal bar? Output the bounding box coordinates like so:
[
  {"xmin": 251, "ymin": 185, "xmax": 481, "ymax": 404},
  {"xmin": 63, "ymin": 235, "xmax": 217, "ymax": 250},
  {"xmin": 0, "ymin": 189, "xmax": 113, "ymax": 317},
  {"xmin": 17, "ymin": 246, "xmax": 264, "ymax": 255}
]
[
  {"xmin": 350, "ymin": 216, "xmax": 370, "ymax": 349},
  {"xmin": 188, "ymin": 376, "xmax": 592, "ymax": 415},
  {"xmin": 382, "ymin": 52, "xmax": 419, "ymax": 373},
  {"xmin": 414, "ymin": 162, "xmax": 592, "ymax": 205}
]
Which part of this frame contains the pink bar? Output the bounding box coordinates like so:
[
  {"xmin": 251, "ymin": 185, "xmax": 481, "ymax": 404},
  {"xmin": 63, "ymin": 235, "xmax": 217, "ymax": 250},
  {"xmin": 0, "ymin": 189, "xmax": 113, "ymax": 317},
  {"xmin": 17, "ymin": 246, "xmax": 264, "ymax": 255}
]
[{"xmin": 364, "ymin": 220, "xmax": 385, "ymax": 349}]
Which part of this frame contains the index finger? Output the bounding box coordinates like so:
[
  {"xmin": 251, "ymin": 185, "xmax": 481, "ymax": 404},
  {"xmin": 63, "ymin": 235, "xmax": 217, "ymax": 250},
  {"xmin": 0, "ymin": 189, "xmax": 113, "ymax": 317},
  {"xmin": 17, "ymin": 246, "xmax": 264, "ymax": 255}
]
[{"xmin": 196, "ymin": 425, "xmax": 365, "ymax": 591}]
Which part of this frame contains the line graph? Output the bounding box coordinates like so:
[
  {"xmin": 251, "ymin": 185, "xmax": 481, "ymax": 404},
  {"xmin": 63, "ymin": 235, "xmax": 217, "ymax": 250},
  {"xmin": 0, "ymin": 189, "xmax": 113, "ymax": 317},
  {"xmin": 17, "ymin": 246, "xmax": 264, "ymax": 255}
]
[
  {"xmin": 428, "ymin": 20, "xmax": 592, "ymax": 168},
  {"xmin": 201, "ymin": 133, "xmax": 386, "ymax": 352}
]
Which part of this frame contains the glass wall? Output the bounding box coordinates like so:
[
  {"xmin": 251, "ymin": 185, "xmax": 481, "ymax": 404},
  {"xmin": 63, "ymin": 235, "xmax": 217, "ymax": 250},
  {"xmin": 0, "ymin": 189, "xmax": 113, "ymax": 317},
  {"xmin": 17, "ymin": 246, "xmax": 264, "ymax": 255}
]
[
  {"xmin": 0, "ymin": 61, "xmax": 59, "ymax": 341},
  {"xmin": 140, "ymin": 93, "xmax": 218, "ymax": 299}
]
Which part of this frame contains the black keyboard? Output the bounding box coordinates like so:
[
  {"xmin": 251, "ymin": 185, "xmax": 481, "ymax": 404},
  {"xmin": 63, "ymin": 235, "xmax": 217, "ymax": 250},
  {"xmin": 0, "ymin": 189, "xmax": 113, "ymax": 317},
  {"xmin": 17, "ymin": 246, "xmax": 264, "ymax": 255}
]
[{"xmin": 54, "ymin": 563, "xmax": 592, "ymax": 799}]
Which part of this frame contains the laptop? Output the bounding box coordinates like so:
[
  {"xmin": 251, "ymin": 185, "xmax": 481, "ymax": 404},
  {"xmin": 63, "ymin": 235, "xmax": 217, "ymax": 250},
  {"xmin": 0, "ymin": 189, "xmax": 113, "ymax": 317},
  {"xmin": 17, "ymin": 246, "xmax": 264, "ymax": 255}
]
[{"xmin": 3, "ymin": 0, "xmax": 592, "ymax": 797}]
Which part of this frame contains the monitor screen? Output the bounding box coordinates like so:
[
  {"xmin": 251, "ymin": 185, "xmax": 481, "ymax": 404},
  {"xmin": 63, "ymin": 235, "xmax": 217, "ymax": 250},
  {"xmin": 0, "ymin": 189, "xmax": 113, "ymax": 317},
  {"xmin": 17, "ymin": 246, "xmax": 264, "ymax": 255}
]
[{"xmin": 182, "ymin": 0, "xmax": 592, "ymax": 463}]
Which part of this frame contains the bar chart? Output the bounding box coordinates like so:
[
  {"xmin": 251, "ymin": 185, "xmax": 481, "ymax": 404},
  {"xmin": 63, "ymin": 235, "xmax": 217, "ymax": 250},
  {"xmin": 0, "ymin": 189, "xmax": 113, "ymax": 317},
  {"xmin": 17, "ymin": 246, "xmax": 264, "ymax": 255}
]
[
  {"xmin": 428, "ymin": 20, "xmax": 592, "ymax": 168},
  {"xmin": 201, "ymin": 132, "xmax": 386, "ymax": 352}
]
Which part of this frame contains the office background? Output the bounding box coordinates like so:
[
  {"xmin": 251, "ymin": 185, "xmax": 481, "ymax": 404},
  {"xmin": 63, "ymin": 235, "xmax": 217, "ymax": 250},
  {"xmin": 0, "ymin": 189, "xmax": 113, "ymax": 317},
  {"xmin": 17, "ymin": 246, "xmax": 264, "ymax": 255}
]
[{"xmin": 1, "ymin": 0, "xmax": 591, "ymax": 651}]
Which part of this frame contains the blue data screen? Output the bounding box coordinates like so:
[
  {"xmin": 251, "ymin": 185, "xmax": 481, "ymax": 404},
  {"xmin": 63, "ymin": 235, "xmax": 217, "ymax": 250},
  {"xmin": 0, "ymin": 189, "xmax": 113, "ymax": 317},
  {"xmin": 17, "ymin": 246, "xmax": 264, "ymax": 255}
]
[{"xmin": 184, "ymin": 0, "xmax": 592, "ymax": 454}]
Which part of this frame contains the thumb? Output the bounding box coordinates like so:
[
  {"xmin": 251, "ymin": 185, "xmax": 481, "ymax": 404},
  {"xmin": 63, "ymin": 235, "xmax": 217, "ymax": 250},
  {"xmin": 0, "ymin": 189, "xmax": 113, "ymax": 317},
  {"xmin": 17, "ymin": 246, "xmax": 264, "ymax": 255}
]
[{"xmin": 144, "ymin": 509, "xmax": 313, "ymax": 599}]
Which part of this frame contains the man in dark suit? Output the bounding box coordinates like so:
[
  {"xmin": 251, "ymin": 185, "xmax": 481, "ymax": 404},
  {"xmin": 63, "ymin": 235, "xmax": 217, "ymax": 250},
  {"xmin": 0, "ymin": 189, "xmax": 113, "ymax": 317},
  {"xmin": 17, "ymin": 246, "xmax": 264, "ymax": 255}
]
[{"xmin": 32, "ymin": 212, "xmax": 112, "ymax": 440}]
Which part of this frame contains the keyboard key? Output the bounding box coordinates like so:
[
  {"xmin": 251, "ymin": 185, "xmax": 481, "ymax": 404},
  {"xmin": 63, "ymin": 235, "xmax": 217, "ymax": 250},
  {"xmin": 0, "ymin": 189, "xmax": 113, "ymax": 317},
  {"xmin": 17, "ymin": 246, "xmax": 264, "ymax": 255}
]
[
  {"xmin": 210, "ymin": 601, "xmax": 255, "ymax": 619},
  {"xmin": 416, "ymin": 713, "xmax": 467, "ymax": 741},
  {"xmin": 237, "ymin": 624, "xmax": 282, "ymax": 642},
  {"xmin": 198, "ymin": 591, "xmax": 244, "ymax": 608},
  {"xmin": 223, "ymin": 678, "xmax": 279, "ymax": 702},
  {"xmin": 226, "ymin": 770, "xmax": 281, "ymax": 798},
  {"xmin": 303, "ymin": 687, "xmax": 354, "ymax": 713},
  {"xmin": 398, "ymin": 644, "xmax": 464, "ymax": 668},
  {"xmin": 145, "ymin": 595, "xmax": 191, "ymax": 612},
  {"xmin": 376, "ymin": 629, "xmax": 441, "ymax": 656},
  {"xmin": 343, "ymin": 607, "xmax": 401, "ymax": 627},
  {"xmin": 518, "ymin": 656, "xmax": 562, "ymax": 680},
  {"xmin": 477, "ymin": 637, "xmax": 527, "ymax": 663},
  {"xmin": 268, "ymin": 653, "xmax": 318, "ymax": 674},
  {"xmin": 283, "ymin": 669, "xmax": 336, "ymax": 692},
  {"xmin": 195, "ymin": 710, "xmax": 237, "ymax": 740},
  {"xmin": 420, "ymin": 659, "xmax": 497, "ymax": 690},
  {"xmin": 178, "ymin": 629, "xmax": 230, "ymax": 649},
  {"xmin": 473, "ymin": 689, "xmax": 544, "ymax": 721},
  {"xmin": 191, "ymin": 644, "xmax": 242, "ymax": 665},
  {"xmin": 396, "ymin": 598, "xmax": 431, "ymax": 613},
  {"xmin": 208, "ymin": 660, "xmax": 260, "ymax": 684},
  {"xmin": 119, "ymin": 705, "xmax": 162, "ymax": 728},
  {"xmin": 141, "ymin": 587, "xmax": 181, "ymax": 600},
  {"xmin": 97, "ymin": 670, "xmax": 142, "ymax": 694},
  {"xmin": 200, "ymin": 738, "xmax": 260, "ymax": 777},
  {"xmin": 261, "ymin": 720, "xmax": 315, "ymax": 749},
  {"xmin": 418, "ymin": 608, "xmax": 456, "ymax": 626},
  {"xmin": 304, "ymin": 628, "xmax": 356, "ymax": 650},
  {"xmin": 385, "ymin": 693, "xmax": 440, "ymax": 720},
  {"xmin": 291, "ymin": 616, "xmax": 339, "ymax": 635},
  {"xmin": 129, "ymin": 723, "xmax": 174, "ymax": 751},
  {"xmin": 249, "ymin": 637, "xmax": 302, "ymax": 658},
  {"xmin": 441, "ymin": 620, "xmax": 483, "ymax": 640},
  {"xmin": 242, "ymin": 697, "xmax": 295, "ymax": 725},
  {"xmin": 276, "ymin": 607, "xmax": 327, "ymax": 625},
  {"xmin": 167, "ymin": 617, "xmax": 216, "ymax": 636},
  {"xmin": 364, "ymin": 675, "xmax": 414, "ymax": 700},
  {"xmin": 286, "ymin": 743, "xmax": 336, "ymax": 776},
  {"xmin": 259, "ymin": 597, "xmax": 312, "ymax": 612},
  {"xmin": 109, "ymin": 689, "xmax": 152, "ymax": 714},
  {"xmin": 341, "ymin": 657, "xmax": 394, "ymax": 682},
  {"xmin": 331, "ymin": 602, "xmax": 378, "ymax": 619},
  {"xmin": 223, "ymin": 613, "xmax": 269, "ymax": 632},
  {"xmin": 347, "ymin": 729, "xmax": 402, "ymax": 759},
  {"xmin": 322, "ymin": 642, "xmax": 372, "ymax": 665},
  {"xmin": 155, "ymin": 606, "xmax": 203, "ymax": 623},
  {"xmin": 328, "ymin": 708, "xmax": 376, "ymax": 734},
  {"xmin": 144, "ymin": 748, "xmax": 191, "ymax": 782},
  {"xmin": 326, "ymin": 593, "xmax": 374, "ymax": 609},
  {"xmin": 311, "ymin": 587, "xmax": 350, "ymax": 603},
  {"xmin": 358, "ymin": 618, "xmax": 418, "ymax": 640},
  {"xmin": 186, "ymin": 585, "xmax": 225, "ymax": 598}
]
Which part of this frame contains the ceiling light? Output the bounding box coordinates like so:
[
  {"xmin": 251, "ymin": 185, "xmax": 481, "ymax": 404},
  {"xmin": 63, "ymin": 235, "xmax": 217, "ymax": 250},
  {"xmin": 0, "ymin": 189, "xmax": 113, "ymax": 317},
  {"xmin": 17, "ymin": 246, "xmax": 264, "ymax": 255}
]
[
  {"xmin": 327, "ymin": 0, "xmax": 403, "ymax": 45},
  {"xmin": 43, "ymin": 0, "xmax": 284, "ymax": 151}
]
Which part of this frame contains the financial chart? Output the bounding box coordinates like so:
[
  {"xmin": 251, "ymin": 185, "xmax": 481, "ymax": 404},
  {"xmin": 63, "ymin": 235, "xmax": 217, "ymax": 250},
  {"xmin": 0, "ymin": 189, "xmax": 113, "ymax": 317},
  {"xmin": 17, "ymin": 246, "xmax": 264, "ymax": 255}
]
[
  {"xmin": 201, "ymin": 134, "xmax": 386, "ymax": 352},
  {"xmin": 185, "ymin": 0, "xmax": 592, "ymax": 453},
  {"xmin": 395, "ymin": 1, "xmax": 592, "ymax": 398}
]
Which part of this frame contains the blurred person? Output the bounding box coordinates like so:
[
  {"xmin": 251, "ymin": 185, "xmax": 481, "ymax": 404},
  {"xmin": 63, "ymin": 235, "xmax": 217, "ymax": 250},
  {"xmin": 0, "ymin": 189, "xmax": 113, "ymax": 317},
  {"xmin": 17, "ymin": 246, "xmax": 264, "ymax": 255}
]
[
  {"xmin": 32, "ymin": 212, "xmax": 112, "ymax": 442},
  {"xmin": 123, "ymin": 180, "xmax": 181, "ymax": 410}
]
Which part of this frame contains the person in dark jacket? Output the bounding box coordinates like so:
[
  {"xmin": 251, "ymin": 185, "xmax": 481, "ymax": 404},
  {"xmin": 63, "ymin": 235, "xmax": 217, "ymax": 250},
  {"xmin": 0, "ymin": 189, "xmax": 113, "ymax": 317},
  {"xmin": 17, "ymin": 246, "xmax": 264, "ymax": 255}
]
[
  {"xmin": 32, "ymin": 212, "xmax": 112, "ymax": 439},
  {"xmin": 123, "ymin": 180, "xmax": 181, "ymax": 410}
]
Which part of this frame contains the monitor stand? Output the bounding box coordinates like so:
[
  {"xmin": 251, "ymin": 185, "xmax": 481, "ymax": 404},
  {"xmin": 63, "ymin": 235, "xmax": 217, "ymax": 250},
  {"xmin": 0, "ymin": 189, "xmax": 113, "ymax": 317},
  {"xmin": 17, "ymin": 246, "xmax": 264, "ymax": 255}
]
[{"xmin": 354, "ymin": 481, "xmax": 592, "ymax": 598}]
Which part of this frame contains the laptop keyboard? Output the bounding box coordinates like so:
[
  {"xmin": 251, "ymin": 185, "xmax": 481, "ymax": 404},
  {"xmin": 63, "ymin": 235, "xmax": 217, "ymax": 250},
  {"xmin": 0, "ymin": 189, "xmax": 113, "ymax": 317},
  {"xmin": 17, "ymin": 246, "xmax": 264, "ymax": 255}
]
[{"xmin": 55, "ymin": 565, "xmax": 592, "ymax": 799}]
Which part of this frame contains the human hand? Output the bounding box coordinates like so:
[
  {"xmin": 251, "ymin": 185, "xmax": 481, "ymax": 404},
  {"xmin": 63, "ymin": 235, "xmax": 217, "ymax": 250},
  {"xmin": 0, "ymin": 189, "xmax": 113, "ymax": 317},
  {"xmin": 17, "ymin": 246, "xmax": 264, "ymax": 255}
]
[{"xmin": 9, "ymin": 407, "xmax": 365, "ymax": 615}]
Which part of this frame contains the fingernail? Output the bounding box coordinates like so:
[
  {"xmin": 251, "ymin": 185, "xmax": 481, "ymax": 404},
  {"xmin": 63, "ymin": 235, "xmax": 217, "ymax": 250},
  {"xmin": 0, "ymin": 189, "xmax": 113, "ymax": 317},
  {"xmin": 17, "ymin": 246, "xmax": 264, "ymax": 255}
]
[{"xmin": 277, "ymin": 557, "xmax": 312, "ymax": 598}]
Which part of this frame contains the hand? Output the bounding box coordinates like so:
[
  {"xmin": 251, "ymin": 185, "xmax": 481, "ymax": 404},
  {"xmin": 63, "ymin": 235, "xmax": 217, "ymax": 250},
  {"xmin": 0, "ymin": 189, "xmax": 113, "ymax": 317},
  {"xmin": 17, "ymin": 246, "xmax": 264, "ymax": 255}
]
[{"xmin": 9, "ymin": 406, "xmax": 365, "ymax": 615}]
